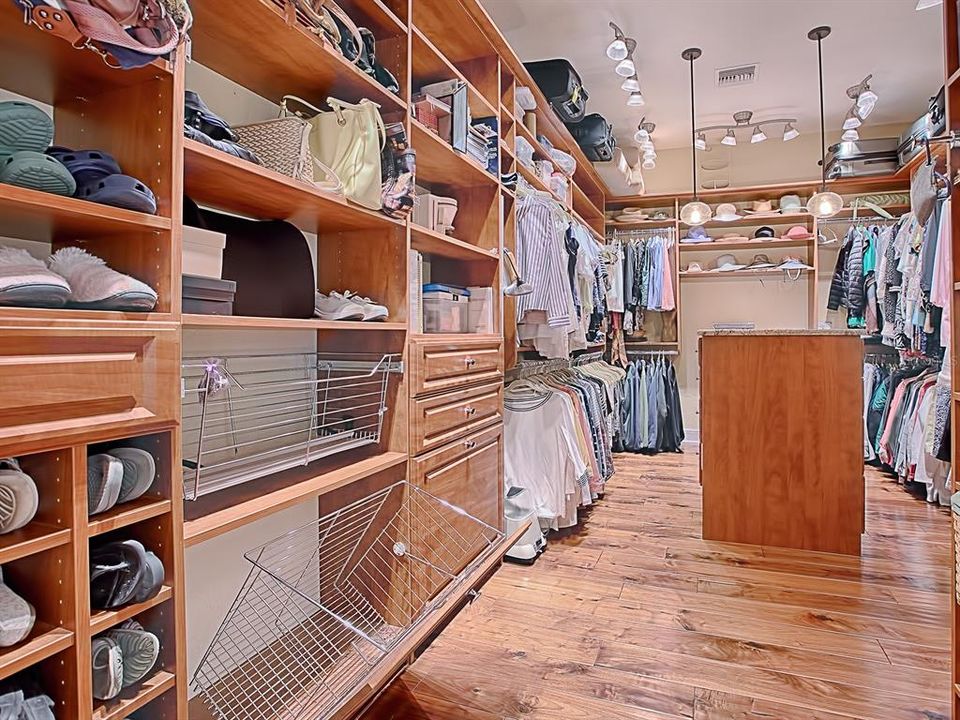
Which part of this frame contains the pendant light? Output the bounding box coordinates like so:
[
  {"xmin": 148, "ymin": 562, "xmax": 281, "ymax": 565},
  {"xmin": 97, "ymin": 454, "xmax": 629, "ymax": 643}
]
[
  {"xmin": 750, "ymin": 126, "xmax": 767, "ymax": 144},
  {"xmin": 679, "ymin": 48, "xmax": 711, "ymax": 226},
  {"xmin": 695, "ymin": 132, "xmax": 708, "ymax": 150},
  {"xmin": 627, "ymin": 91, "xmax": 646, "ymax": 107},
  {"xmin": 720, "ymin": 129, "xmax": 737, "ymax": 146},
  {"xmin": 782, "ymin": 123, "xmax": 799, "ymax": 141},
  {"xmin": 606, "ymin": 22, "xmax": 628, "ymax": 61},
  {"xmin": 842, "ymin": 107, "xmax": 862, "ymax": 130},
  {"xmin": 806, "ymin": 26, "xmax": 843, "ymax": 219},
  {"xmin": 621, "ymin": 76, "xmax": 641, "ymax": 92}
]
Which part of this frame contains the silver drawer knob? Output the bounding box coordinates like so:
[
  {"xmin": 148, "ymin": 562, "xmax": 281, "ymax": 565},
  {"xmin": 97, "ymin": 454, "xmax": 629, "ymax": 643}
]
[
  {"xmin": 464, "ymin": 357, "xmax": 477, "ymax": 367},
  {"xmin": 463, "ymin": 440, "xmax": 477, "ymax": 449},
  {"xmin": 463, "ymin": 406, "xmax": 477, "ymax": 416}
]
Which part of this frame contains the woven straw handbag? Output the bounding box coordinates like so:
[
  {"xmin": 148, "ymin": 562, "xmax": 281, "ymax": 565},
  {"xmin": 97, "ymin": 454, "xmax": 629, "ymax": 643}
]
[{"xmin": 232, "ymin": 101, "xmax": 342, "ymax": 193}]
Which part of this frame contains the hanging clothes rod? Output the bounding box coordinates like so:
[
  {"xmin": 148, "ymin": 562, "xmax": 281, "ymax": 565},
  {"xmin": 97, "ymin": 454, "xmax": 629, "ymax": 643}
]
[
  {"xmin": 628, "ymin": 349, "xmax": 679, "ymax": 356},
  {"xmin": 818, "ymin": 214, "xmax": 902, "ymax": 225}
]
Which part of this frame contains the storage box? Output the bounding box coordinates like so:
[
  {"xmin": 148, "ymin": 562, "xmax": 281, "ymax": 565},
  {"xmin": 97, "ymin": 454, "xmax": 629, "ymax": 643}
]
[
  {"xmin": 467, "ymin": 286, "xmax": 494, "ymax": 334},
  {"xmin": 183, "ymin": 274, "xmax": 236, "ymax": 315},
  {"xmin": 423, "ymin": 297, "xmax": 467, "ymax": 333},
  {"xmin": 183, "ymin": 225, "xmax": 227, "ymax": 279},
  {"xmin": 412, "ymin": 187, "xmax": 459, "ymax": 234}
]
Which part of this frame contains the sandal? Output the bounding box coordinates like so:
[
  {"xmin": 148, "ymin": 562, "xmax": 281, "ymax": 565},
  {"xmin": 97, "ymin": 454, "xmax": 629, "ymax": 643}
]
[
  {"xmin": 0, "ymin": 152, "xmax": 75, "ymax": 196},
  {"xmin": 47, "ymin": 247, "xmax": 158, "ymax": 312},
  {"xmin": 76, "ymin": 174, "xmax": 157, "ymax": 215},
  {"xmin": 46, "ymin": 147, "xmax": 122, "ymax": 185},
  {"xmin": 0, "ymin": 102, "xmax": 52, "ymax": 161},
  {"xmin": 0, "ymin": 247, "xmax": 71, "ymax": 309}
]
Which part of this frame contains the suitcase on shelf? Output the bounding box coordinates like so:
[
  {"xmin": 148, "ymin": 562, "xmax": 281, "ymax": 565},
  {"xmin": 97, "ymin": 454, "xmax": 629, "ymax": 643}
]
[
  {"xmin": 566, "ymin": 113, "xmax": 616, "ymax": 162},
  {"xmin": 825, "ymin": 138, "xmax": 899, "ymax": 179},
  {"xmin": 523, "ymin": 59, "xmax": 589, "ymax": 123}
]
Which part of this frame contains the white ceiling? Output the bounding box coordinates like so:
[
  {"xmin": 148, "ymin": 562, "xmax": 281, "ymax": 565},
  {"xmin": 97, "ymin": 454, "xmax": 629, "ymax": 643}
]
[{"xmin": 481, "ymin": 0, "xmax": 943, "ymax": 187}]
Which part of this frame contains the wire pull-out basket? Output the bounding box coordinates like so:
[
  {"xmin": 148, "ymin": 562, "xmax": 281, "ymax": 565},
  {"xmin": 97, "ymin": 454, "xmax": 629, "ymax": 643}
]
[
  {"xmin": 181, "ymin": 352, "xmax": 402, "ymax": 500},
  {"xmin": 193, "ymin": 480, "xmax": 504, "ymax": 720}
]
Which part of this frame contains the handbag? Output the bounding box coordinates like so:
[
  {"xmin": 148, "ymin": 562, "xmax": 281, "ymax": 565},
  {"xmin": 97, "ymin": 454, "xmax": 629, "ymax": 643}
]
[
  {"xmin": 284, "ymin": 96, "xmax": 385, "ymax": 210},
  {"xmin": 232, "ymin": 99, "xmax": 342, "ymax": 193}
]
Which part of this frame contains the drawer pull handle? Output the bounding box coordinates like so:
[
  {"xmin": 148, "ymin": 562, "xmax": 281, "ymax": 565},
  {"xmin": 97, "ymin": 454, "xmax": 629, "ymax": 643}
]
[
  {"xmin": 463, "ymin": 406, "xmax": 477, "ymax": 416},
  {"xmin": 463, "ymin": 440, "xmax": 477, "ymax": 449},
  {"xmin": 464, "ymin": 357, "xmax": 477, "ymax": 367}
]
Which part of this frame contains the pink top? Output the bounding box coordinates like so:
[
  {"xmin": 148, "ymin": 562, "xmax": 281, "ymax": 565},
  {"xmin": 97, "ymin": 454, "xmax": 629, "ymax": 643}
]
[
  {"xmin": 930, "ymin": 199, "xmax": 951, "ymax": 347},
  {"xmin": 660, "ymin": 245, "xmax": 676, "ymax": 311}
]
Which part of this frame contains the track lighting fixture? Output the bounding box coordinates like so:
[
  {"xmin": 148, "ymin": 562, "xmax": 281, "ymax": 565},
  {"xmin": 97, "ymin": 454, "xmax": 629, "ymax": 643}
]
[
  {"xmin": 642, "ymin": 158, "xmax": 656, "ymax": 170},
  {"xmin": 615, "ymin": 57, "xmax": 636, "ymax": 77},
  {"xmin": 750, "ymin": 126, "xmax": 766, "ymax": 144},
  {"xmin": 697, "ymin": 110, "xmax": 797, "ymax": 149},
  {"xmin": 721, "ymin": 129, "xmax": 737, "ymax": 146},
  {"xmin": 807, "ymin": 26, "xmax": 843, "ymax": 219},
  {"xmin": 848, "ymin": 75, "xmax": 878, "ymax": 119},
  {"xmin": 621, "ymin": 76, "xmax": 641, "ymax": 92},
  {"xmin": 695, "ymin": 132, "xmax": 707, "ymax": 151},
  {"xmin": 605, "ymin": 22, "xmax": 628, "ymax": 60},
  {"xmin": 679, "ymin": 48, "xmax": 712, "ymax": 226},
  {"xmin": 782, "ymin": 123, "xmax": 799, "ymax": 141},
  {"xmin": 633, "ymin": 127, "xmax": 649, "ymax": 143},
  {"xmin": 627, "ymin": 91, "xmax": 645, "ymax": 107},
  {"xmin": 841, "ymin": 128, "xmax": 860, "ymax": 142},
  {"xmin": 842, "ymin": 107, "xmax": 862, "ymax": 130}
]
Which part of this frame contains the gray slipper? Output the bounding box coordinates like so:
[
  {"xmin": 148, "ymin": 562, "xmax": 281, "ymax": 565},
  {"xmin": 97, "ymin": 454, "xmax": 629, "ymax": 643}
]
[
  {"xmin": 0, "ymin": 459, "xmax": 38, "ymax": 534},
  {"xmin": 20, "ymin": 695, "xmax": 55, "ymax": 720},
  {"xmin": 110, "ymin": 448, "xmax": 156, "ymax": 504},
  {"xmin": 0, "ymin": 568, "xmax": 34, "ymax": 647},
  {"xmin": 92, "ymin": 636, "xmax": 123, "ymax": 700},
  {"xmin": 107, "ymin": 619, "xmax": 159, "ymax": 688},
  {"xmin": 0, "ymin": 152, "xmax": 75, "ymax": 196},
  {"xmin": 0, "ymin": 101, "xmax": 53, "ymax": 162},
  {"xmin": 87, "ymin": 454, "xmax": 123, "ymax": 516}
]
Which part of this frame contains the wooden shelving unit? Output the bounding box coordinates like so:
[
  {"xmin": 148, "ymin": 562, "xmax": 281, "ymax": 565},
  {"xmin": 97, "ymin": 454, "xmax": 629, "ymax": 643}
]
[{"xmin": 182, "ymin": 314, "xmax": 409, "ymax": 332}]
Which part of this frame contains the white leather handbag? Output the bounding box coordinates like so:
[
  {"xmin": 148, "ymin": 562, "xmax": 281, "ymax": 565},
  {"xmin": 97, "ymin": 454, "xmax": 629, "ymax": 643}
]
[{"xmin": 284, "ymin": 95, "xmax": 385, "ymax": 210}]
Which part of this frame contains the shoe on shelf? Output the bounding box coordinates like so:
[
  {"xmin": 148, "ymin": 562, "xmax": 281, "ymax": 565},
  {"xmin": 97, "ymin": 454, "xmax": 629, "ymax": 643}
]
[
  {"xmin": 89, "ymin": 539, "xmax": 148, "ymax": 610},
  {"xmin": 344, "ymin": 291, "xmax": 389, "ymax": 321},
  {"xmin": 19, "ymin": 695, "xmax": 54, "ymax": 720},
  {"xmin": 47, "ymin": 247, "xmax": 158, "ymax": 312},
  {"xmin": 87, "ymin": 454, "xmax": 123, "ymax": 516},
  {"xmin": 109, "ymin": 448, "xmax": 156, "ymax": 505},
  {"xmin": 132, "ymin": 550, "xmax": 164, "ymax": 604},
  {"xmin": 107, "ymin": 619, "xmax": 160, "ymax": 688},
  {"xmin": 0, "ymin": 690, "xmax": 22, "ymax": 720},
  {"xmin": 91, "ymin": 636, "xmax": 123, "ymax": 701},
  {"xmin": 314, "ymin": 291, "xmax": 365, "ymax": 321},
  {"xmin": 0, "ymin": 568, "xmax": 35, "ymax": 647},
  {"xmin": 0, "ymin": 247, "xmax": 71, "ymax": 309},
  {"xmin": 0, "ymin": 459, "xmax": 38, "ymax": 535},
  {"xmin": 0, "ymin": 101, "xmax": 53, "ymax": 163}
]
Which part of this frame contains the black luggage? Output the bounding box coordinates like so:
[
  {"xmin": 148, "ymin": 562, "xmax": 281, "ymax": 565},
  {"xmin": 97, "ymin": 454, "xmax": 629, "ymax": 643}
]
[
  {"xmin": 523, "ymin": 59, "xmax": 588, "ymax": 123},
  {"xmin": 566, "ymin": 114, "xmax": 616, "ymax": 162}
]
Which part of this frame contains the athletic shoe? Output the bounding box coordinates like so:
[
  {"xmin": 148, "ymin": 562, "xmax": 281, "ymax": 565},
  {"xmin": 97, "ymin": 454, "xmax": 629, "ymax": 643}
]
[
  {"xmin": 343, "ymin": 291, "xmax": 388, "ymax": 321},
  {"xmin": 0, "ymin": 459, "xmax": 38, "ymax": 534},
  {"xmin": 314, "ymin": 291, "xmax": 365, "ymax": 321},
  {"xmin": 87, "ymin": 454, "xmax": 123, "ymax": 516},
  {"xmin": 107, "ymin": 620, "xmax": 159, "ymax": 688},
  {"xmin": 20, "ymin": 695, "xmax": 55, "ymax": 720},
  {"xmin": 0, "ymin": 568, "xmax": 34, "ymax": 647},
  {"xmin": 109, "ymin": 448, "xmax": 156, "ymax": 504},
  {"xmin": 91, "ymin": 636, "xmax": 123, "ymax": 700}
]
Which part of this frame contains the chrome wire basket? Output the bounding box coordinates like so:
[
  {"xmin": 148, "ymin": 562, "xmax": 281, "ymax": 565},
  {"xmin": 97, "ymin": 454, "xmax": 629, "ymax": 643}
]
[
  {"xmin": 192, "ymin": 481, "xmax": 504, "ymax": 720},
  {"xmin": 181, "ymin": 352, "xmax": 402, "ymax": 500}
]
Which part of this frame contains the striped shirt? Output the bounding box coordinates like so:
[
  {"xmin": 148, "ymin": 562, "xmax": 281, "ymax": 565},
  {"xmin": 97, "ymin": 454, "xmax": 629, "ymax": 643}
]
[{"xmin": 516, "ymin": 196, "xmax": 572, "ymax": 328}]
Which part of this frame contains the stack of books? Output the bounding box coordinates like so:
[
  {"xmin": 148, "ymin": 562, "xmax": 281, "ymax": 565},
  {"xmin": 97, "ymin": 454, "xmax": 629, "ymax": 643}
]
[{"xmin": 470, "ymin": 118, "xmax": 499, "ymax": 175}]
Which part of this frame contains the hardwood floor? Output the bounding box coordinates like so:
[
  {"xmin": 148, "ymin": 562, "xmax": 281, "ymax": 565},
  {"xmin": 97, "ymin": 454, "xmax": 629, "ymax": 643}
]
[{"xmin": 362, "ymin": 452, "xmax": 953, "ymax": 720}]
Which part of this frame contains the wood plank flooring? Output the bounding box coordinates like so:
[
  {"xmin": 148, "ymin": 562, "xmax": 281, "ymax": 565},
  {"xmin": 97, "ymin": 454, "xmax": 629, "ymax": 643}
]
[{"xmin": 362, "ymin": 452, "xmax": 952, "ymax": 720}]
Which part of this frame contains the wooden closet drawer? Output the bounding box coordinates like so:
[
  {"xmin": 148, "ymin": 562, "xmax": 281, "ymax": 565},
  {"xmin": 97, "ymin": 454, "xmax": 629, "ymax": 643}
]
[
  {"xmin": 410, "ymin": 338, "xmax": 503, "ymax": 396},
  {"xmin": 411, "ymin": 423, "xmax": 502, "ymax": 531},
  {"xmin": 411, "ymin": 381, "xmax": 502, "ymax": 456}
]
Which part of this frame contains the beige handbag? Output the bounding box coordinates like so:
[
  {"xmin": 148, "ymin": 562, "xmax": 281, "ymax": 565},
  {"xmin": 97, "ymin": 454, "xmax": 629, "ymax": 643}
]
[
  {"xmin": 233, "ymin": 100, "xmax": 342, "ymax": 194},
  {"xmin": 283, "ymin": 95, "xmax": 385, "ymax": 210}
]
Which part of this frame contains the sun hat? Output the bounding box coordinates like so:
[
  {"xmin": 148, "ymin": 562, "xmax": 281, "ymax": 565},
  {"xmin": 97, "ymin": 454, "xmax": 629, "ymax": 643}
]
[
  {"xmin": 754, "ymin": 226, "xmax": 776, "ymax": 239},
  {"xmin": 778, "ymin": 256, "xmax": 813, "ymax": 270},
  {"xmin": 684, "ymin": 262, "xmax": 703, "ymax": 273},
  {"xmin": 712, "ymin": 254, "xmax": 746, "ymax": 272},
  {"xmin": 783, "ymin": 225, "xmax": 814, "ymax": 240},
  {"xmin": 651, "ymin": 210, "xmax": 670, "ymax": 220},
  {"xmin": 713, "ymin": 202, "xmax": 742, "ymax": 222},
  {"xmin": 681, "ymin": 226, "xmax": 712, "ymax": 244},
  {"xmin": 720, "ymin": 233, "xmax": 751, "ymax": 242},
  {"xmin": 747, "ymin": 253, "xmax": 776, "ymax": 269},
  {"xmin": 779, "ymin": 194, "xmax": 803, "ymax": 214},
  {"xmin": 744, "ymin": 199, "xmax": 777, "ymax": 215}
]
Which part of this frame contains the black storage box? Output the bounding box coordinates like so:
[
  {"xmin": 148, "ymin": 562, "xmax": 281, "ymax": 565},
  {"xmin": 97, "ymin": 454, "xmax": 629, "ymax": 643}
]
[
  {"xmin": 182, "ymin": 274, "xmax": 236, "ymax": 316},
  {"xmin": 523, "ymin": 59, "xmax": 589, "ymax": 124},
  {"xmin": 566, "ymin": 113, "xmax": 616, "ymax": 162}
]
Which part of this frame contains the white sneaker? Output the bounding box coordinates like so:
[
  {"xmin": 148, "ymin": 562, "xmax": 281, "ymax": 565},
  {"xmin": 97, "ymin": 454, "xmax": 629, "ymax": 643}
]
[
  {"xmin": 344, "ymin": 291, "xmax": 389, "ymax": 321},
  {"xmin": 314, "ymin": 291, "xmax": 365, "ymax": 321}
]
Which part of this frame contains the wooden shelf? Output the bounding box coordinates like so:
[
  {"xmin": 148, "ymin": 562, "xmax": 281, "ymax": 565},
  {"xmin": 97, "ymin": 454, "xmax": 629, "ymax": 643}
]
[
  {"xmin": 0, "ymin": 625, "xmax": 72, "ymax": 683},
  {"xmin": 337, "ymin": 0, "xmax": 407, "ymax": 36},
  {"xmin": 412, "ymin": 0, "xmax": 496, "ymax": 64},
  {"xmin": 411, "ymin": 118, "xmax": 498, "ymax": 189},
  {"xmin": 681, "ymin": 268, "xmax": 813, "ymax": 279},
  {"xmin": 188, "ymin": 0, "xmax": 406, "ymax": 113},
  {"xmin": 679, "ymin": 237, "xmax": 815, "ymax": 252},
  {"xmin": 572, "ymin": 181, "xmax": 603, "ymax": 222},
  {"xmin": 92, "ymin": 670, "xmax": 175, "ymax": 720},
  {"xmin": 700, "ymin": 212, "xmax": 814, "ymax": 230},
  {"xmin": 516, "ymin": 161, "xmax": 564, "ymax": 203},
  {"xmin": 411, "ymin": 26, "xmax": 497, "ymax": 118},
  {"xmin": 410, "ymin": 333, "xmax": 502, "ymax": 342},
  {"xmin": 0, "ymin": 523, "xmax": 69, "ymax": 566},
  {"xmin": 895, "ymin": 142, "xmax": 946, "ymax": 179},
  {"xmin": 183, "ymin": 451, "xmax": 408, "ymax": 546},
  {"xmin": 90, "ymin": 586, "xmax": 173, "ymax": 635},
  {"xmin": 183, "ymin": 314, "xmax": 408, "ymax": 331},
  {"xmin": 411, "ymin": 225, "xmax": 499, "ymax": 262},
  {"xmin": 499, "ymin": 139, "xmax": 516, "ymax": 162},
  {"xmin": 183, "ymin": 139, "xmax": 403, "ymax": 234},
  {"xmin": 87, "ymin": 497, "xmax": 172, "ymax": 538},
  {"xmin": 0, "ymin": 183, "xmax": 171, "ymax": 244},
  {"xmin": 0, "ymin": 307, "xmax": 176, "ymax": 329}
]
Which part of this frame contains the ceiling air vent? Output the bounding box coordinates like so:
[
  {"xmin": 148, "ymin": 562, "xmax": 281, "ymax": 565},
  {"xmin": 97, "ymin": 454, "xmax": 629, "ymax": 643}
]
[{"xmin": 716, "ymin": 64, "xmax": 758, "ymax": 88}]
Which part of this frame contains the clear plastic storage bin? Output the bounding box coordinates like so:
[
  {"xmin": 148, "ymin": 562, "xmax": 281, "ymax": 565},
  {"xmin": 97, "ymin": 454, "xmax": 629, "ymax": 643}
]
[{"xmin": 423, "ymin": 297, "xmax": 468, "ymax": 333}]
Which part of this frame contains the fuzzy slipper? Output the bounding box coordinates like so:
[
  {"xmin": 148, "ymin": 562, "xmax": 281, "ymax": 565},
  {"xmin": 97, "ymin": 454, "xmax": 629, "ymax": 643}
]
[
  {"xmin": 45, "ymin": 147, "xmax": 122, "ymax": 185},
  {"xmin": 107, "ymin": 620, "xmax": 159, "ymax": 688},
  {"xmin": 0, "ymin": 152, "xmax": 75, "ymax": 196},
  {"xmin": 0, "ymin": 459, "xmax": 38, "ymax": 534},
  {"xmin": 0, "ymin": 102, "xmax": 53, "ymax": 162},
  {"xmin": 87, "ymin": 454, "xmax": 123, "ymax": 516},
  {"xmin": 20, "ymin": 695, "xmax": 55, "ymax": 720},
  {"xmin": 0, "ymin": 247, "xmax": 71, "ymax": 309},
  {"xmin": 132, "ymin": 550, "xmax": 164, "ymax": 604},
  {"xmin": 91, "ymin": 636, "xmax": 123, "ymax": 700},
  {"xmin": 0, "ymin": 690, "xmax": 23, "ymax": 720},
  {"xmin": 110, "ymin": 448, "xmax": 156, "ymax": 504},
  {"xmin": 77, "ymin": 174, "xmax": 157, "ymax": 215},
  {"xmin": 47, "ymin": 248, "xmax": 157, "ymax": 312},
  {"xmin": 0, "ymin": 568, "xmax": 35, "ymax": 647},
  {"xmin": 89, "ymin": 539, "xmax": 147, "ymax": 610}
]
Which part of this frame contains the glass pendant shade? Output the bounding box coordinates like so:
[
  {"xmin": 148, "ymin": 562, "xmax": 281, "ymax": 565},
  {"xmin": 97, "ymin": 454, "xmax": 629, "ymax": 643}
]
[
  {"xmin": 642, "ymin": 159, "xmax": 656, "ymax": 170},
  {"xmin": 856, "ymin": 89, "xmax": 878, "ymax": 118},
  {"xmin": 807, "ymin": 191, "xmax": 843, "ymax": 218},
  {"xmin": 680, "ymin": 200, "xmax": 712, "ymax": 226},
  {"xmin": 621, "ymin": 76, "xmax": 641, "ymax": 92},
  {"xmin": 627, "ymin": 92, "xmax": 645, "ymax": 107},
  {"xmin": 606, "ymin": 38, "xmax": 628, "ymax": 61},
  {"xmin": 720, "ymin": 129, "xmax": 737, "ymax": 146},
  {"xmin": 750, "ymin": 126, "xmax": 767, "ymax": 143},
  {"xmin": 643, "ymin": 149, "xmax": 657, "ymax": 161},
  {"xmin": 782, "ymin": 123, "xmax": 799, "ymax": 141},
  {"xmin": 615, "ymin": 58, "xmax": 636, "ymax": 77},
  {"xmin": 843, "ymin": 108, "xmax": 862, "ymax": 130},
  {"xmin": 640, "ymin": 140, "xmax": 654, "ymax": 152},
  {"xmin": 695, "ymin": 133, "xmax": 707, "ymax": 150},
  {"xmin": 841, "ymin": 128, "xmax": 859, "ymax": 142}
]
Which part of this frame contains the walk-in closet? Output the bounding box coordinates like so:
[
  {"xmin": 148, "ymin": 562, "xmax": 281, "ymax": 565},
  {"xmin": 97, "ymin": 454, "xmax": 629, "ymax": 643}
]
[{"xmin": 0, "ymin": 0, "xmax": 955, "ymax": 718}]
